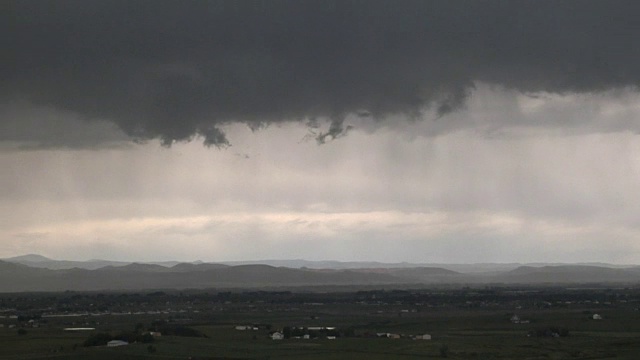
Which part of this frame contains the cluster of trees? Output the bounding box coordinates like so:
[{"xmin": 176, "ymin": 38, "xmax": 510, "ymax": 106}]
[
  {"xmin": 280, "ymin": 326, "xmax": 356, "ymax": 339},
  {"xmin": 151, "ymin": 320, "xmax": 207, "ymax": 338},
  {"xmin": 83, "ymin": 320, "xmax": 207, "ymax": 347},
  {"xmin": 83, "ymin": 331, "xmax": 154, "ymax": 347}
]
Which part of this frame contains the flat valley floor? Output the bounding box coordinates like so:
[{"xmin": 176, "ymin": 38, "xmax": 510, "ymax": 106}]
[{"xmin": 1, "ymin": 286, "xmax": 640, "ymax": 359}]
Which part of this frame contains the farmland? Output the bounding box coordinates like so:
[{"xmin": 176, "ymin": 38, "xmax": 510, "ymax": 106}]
[{"xmin": 1, "ymin": 286, "xmax": 640, "ymax": 359}]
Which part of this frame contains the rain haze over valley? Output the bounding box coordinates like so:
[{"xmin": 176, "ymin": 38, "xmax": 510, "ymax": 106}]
[{"xmin": 8, "ymin": 3, "xmax": 640, "ymax": 359}]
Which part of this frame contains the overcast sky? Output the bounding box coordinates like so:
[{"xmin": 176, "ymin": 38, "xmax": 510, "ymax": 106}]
[{"xmin": 3, "ymin": 0, "xmax": 640, "ymax": 263}]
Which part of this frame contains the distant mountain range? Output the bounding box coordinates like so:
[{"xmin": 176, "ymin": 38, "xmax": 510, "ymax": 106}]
[
  {"xmin": 5, "ymin": 254, "xmax": 637, "ymax": 272},
  {"xmin": 3, "ymin": 254, "xmax": 179, "ymax": 270},
  {"xmin": 1, "ymin": 255, "xmax": 639, "ymax": 292}
]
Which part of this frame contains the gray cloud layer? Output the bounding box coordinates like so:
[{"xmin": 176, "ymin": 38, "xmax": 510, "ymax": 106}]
[{"xmin": 4, "ymin": 0, "xmax": 640, "ymax": 146}]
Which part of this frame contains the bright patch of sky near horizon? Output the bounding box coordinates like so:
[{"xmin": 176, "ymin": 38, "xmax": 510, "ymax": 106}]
[{"xmin": 2, "ymin": 86, "xmax": 640, "ymax": 264}]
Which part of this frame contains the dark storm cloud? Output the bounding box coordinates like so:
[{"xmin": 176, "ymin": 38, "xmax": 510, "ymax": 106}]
[{"xmin": 4, "ymin": 0, "xmax": 640, "ymax": 146}]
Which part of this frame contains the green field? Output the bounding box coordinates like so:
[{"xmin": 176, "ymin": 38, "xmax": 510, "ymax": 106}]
[{"xmin": 1, "ymin": 287, "xmax": 640, "ymax": 359}]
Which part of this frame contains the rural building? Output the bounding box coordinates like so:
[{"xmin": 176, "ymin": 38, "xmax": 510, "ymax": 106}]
[
  {"xmin": 271, "ymin": 332, "xmax": 284, "ymax": 340},
  {"xmin": 107, "ymin": 340, "xmax": 129, "ymax": 347}
]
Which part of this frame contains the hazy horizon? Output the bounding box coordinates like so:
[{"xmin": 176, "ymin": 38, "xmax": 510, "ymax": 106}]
[
  {"xmin": 3, "ymin": 253, "xmax": 640, "ymax": 268},
  {"xmin": 4, "ymin": 1, "xmax": 640, "ymax": 265}
]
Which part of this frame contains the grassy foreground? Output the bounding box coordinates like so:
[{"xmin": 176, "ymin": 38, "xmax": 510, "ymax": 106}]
[{"xmin": 1, "ymin": 287, "xmax": 640, "ymax": 359}]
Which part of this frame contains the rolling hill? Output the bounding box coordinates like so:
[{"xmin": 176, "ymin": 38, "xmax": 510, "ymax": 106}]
[{"xmin": 2, "ymin": 255, "xmax": 640, "ymax": 292}]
